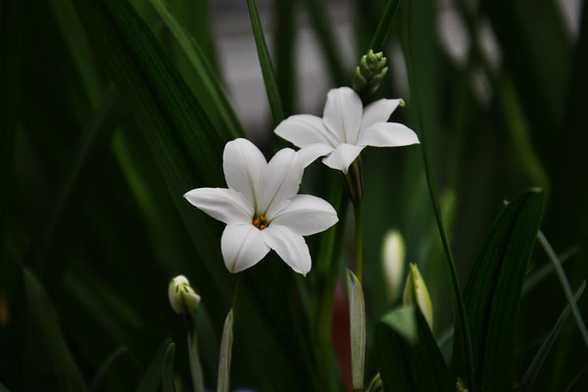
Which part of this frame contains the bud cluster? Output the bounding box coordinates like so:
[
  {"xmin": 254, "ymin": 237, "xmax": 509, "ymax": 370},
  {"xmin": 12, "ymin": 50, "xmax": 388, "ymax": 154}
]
[{"xmin": 352, "ymin": 50, "xmax": 389, "ymax": 98}]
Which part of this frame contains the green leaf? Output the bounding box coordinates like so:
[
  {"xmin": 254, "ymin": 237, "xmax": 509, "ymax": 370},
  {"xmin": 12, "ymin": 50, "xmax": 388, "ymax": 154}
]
[
  {"xmin": 522, "ymin": 246, "xmax": 579, "ymax": 295},
  {"xmin": 400, "ymin": 0, "xmax": 474, "ymax": 383},
  {"xmin": 346, "ymin": 269, "xmax": 366, "ymax": 390},
  {"xmin": 521, "ymin": 282, "xmax": 586, "ymax": 390},
  {"xmin": 538, "ymin": 232, "xmax": 588, "ymax": 347},
  {"xmin": 273, "ymin": 0, "xmax": 298, "ymax": 115},
  {"xmin": 368, "ymin": 0, "xmax": 401, "ymax": 52},
  {"xmin": 142, "ymin": 0, "xmax": 243, "ymax": 138},
  {"xmin": 455, "ymin": 189, "xmax": 545, "ymax": 391},
  {"xmin": 245, "ymin": 0, "xmax": 285, "ymax": 124},
  {"xmin": 21, "ymin": 268, "xmax": 88, "ymax": 392},
  {"xmin": 90, "ymin": 346, "xmax": 129, "ymax": 392},
  {"xmin": 302, "ymin": 0, "xmax": 347, "ymax": 85},
  {"xmin": 35, "ymin": 84, "xmax": 122, "ymax": 272},
  {"xmin": 377, "ymin": 306, "xmax": 454, "ymax": 392},
  {"xmin": 0, "ymin": 382, "xmax": 11, "ymax": 392},
  {"xmin": 161, "ymin": 343, "xmax": 176, "ymax": 392},
  {"xmin": 136, "ymin": 339, "xmax": 173, "ymax": 392},
  {"xmin": 217, "ymin": 309, "xmax": 234, "ymax": 392}
]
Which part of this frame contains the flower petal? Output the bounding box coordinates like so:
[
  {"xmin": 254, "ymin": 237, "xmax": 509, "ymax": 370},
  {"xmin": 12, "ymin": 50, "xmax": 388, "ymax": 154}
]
[
  {"xmin": 263, "ymin": 224, "xmax": 311, "ymax": 276},
  {"xmin": 223, "ymin": 138, "xmax": 266, "ymax": 210},
  {"xmin": 323, "ymin": 87, "xmax": 363, "ymax": 144},
  {"xmin": 259, "ymin": 148, "xmax": 303, "ymax": 216},
  {"xmin": 360, "ymin": 99, "xmax": 403, "ymax": 130},
  {"xmin": 357, "ymin": 122, "xmax": 420, "ymax": 147},
  {"xmin": 270, "ymin": 194, "xmax": 338, "ymax": 235},
  {"xmin": 322, "ymin": 143, "xmax": 365, "ymax": 174},
  {"xmin": 275, "ymin": 114, "xmax": 340, "ymax": 147},
  {"xmin": 184, "ymin": 188, "xmax": 252, "ymax": 224},
  {"xmin": 296, "ymin": 143, "xmax": 334, "ymax": 168},
  {"xmin": 221, "ymin": 224, "xmax": 270, "ymax": 273}
]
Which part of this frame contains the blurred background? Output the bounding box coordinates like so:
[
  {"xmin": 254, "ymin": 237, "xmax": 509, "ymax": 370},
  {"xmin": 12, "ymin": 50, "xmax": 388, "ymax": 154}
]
[{"xmin": 1, "ymin": 0, "xmax": 587, "ymax": 391}]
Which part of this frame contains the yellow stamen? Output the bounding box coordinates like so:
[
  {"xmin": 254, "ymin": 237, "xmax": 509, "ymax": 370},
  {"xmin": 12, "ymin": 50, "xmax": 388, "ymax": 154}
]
[{"xmin": 252, "ymin": 213, "xmax": 269, "ymax": 230}]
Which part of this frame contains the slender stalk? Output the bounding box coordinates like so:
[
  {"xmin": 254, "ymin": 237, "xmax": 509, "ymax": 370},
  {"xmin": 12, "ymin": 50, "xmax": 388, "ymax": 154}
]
[
  {"xmin": 353, "ymin": 202, "xmax": 364, "ymax": 283},
  {"xmin": 403, "ymin": 0, "xmax": 475, "ymax": 383},
  {"xmin": 538, "ymin": 231, "xmax": 588, "ymax": 347},
  {"xmin": 185, "ymin": 317, "xmax": 205, "ymax": 392}
]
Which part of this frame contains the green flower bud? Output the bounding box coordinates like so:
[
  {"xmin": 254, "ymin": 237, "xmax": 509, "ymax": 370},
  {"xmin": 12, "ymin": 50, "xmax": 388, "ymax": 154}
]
[
  {"xmin": 352, "ymin": 49, "xmax": 389, "ymax": 98},
  {"xmin": 403, "ymin": 263, "xmax": 434, "ymax": 329},
  {"xmin": 168, "ymin": 275, "xmax": 201, "ymax": 316}
]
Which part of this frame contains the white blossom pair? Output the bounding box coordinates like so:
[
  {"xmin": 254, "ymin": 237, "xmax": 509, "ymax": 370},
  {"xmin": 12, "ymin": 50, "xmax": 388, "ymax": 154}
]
[{"xmin": 185, "ymin": 87, "xmax": 419, "ymax": 275}]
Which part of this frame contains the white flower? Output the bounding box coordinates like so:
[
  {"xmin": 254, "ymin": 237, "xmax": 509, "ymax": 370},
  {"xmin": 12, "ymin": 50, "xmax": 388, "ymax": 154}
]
[
  {"xmin": 184, "ymin": 138, "xmax": 338, "ymax": 276},
  {"xmin": 274, "ymin": 87, "xmax": 420, "ymax": 174}
]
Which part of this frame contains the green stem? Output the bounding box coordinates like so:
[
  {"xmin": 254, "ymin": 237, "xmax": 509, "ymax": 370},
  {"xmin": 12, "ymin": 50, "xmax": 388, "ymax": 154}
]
[
  {"xmin": 185, "ymin": 317, "xmax": 205, "ymax": 392},
  {"xmin": 354, "ymin": 201, "xmax": 364, "ymax": 283}
]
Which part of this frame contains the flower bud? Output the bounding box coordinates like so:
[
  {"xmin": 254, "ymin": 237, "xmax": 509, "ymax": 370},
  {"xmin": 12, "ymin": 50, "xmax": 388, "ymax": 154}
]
[
  {"xmin": 403, "ymin": 263, "xmax": 434, "ymax": 329},
  {"xmin": 381, "ymin": 230, "xmax": 405, "ymax": 303},
  {"xmin": 168, "ymin": 275, "xmax": 201, "ymax": 316},
  {"xmin": 352, "ymin": 49, "xmax": 389, "ymax": 98}
]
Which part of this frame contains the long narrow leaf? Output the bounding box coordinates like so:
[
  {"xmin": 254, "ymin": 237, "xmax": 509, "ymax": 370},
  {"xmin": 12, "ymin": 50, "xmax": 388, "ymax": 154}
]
[
  {"xmin": 347, "ymin": 269, "xmax": 366, "ymax": 390},
  {"xmin": 521, "ymin": 282, "xmax": 586, "ymax": 390},
  {"xmin": 161, "ymin": 343, "xmax": 176, "ymax": 392},
  {"xmin": 302, "ymin": 0, "xmax": 347, "ymax": 85},
  {"xmin": 245, "ymin": 0, "xmax": 285, "ymax": 124},
  {"xmin": 377, "ymin": 306, "xmax": 453, "ymax": 392},
  {"xmin": 136, "ymin": 339, "xmax": 173, "ymax": 392},
  {"xmin": 456, "ymin": 190, "xmax": 545, "ymax": 391},
  {"xmin": 401, "ymin": 0, "xmax": 474, "ymax": 384},
  {"xmin": 90, "ymin": 346, "xmax": 129, "ymax": 392},
  {"xmin": 217, "ymin": 309, "xmax": 234, "ymax": 392},
  {"xmin": 538, "ymin": 232, "xmax": 588, "ymax": 347},
  {"xmin": 369, "ymin": 0, "xmax": 401, "ymax": 52},
  {"xmin": 21, "ymin": 269, "xmax": 88, "ymax": 392},
  {"xmin": 35, "ymin": 84, "xmax": 122, "ymax": 271}
]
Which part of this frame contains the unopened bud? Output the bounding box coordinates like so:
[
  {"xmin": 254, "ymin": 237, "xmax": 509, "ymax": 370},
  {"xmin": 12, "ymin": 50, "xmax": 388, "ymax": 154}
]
[
  {"xmin": 382, "ymin": 230, "xmax": 405, "ymax": 303},
  {"xmin": 168, "ymin": 275, "xmax": 201, "ymax": 316},
  {"xmin": 456, "ymin": 378, "xmax": 469, "ymax": 392},
  {"xmin": 352, "ymin": 49, "xmax": 389, "ymax": 98},
  {"xmin": 403, "ymin": 263, "xmax": 434, "ymax": 329}
]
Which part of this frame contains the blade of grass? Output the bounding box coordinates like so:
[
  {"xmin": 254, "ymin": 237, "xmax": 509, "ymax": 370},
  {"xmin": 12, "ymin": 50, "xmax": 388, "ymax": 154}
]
[
  {"xmin": 161, "ymin": 343, "xmax": 176, "ymax": 392},
  {"xmin": 347, "ymin": 269, "xmax": 366, "ymax": 390},
  {"xmin": 521, "ymin": 282, "xmax": 586, "ymax": 390},
  {"xmin": 90, "ymin": 346, "xmax": 129, "ymax": 392},
  {"xmin": 537, "ymin": 231, "xmax": 588, "ymax": 347},
  {"xmin": 274, "ymin": 0, "xmax": 298, "ymax": 115},
  {"xmin": 565, "ymin": 364, "xmax": 588, "ymax": 392},
  {"xmin": 402, "ymin": 0, "xmax": 475, "ymax": 385},
  {"xmin": 245, "ymin": 0, "xmax": 285, "ymax": 125},
  {"xmin": 144, "ymin": 0, "xmax": 243, "ymax": 138},
  {"xmin": 22, "ymin": 268, "xmax": 88, "ymax": 391},
  {"xmin": 522, "ymin": 246, "xmax": 579, "ymax": 294},
  {"xmin": 302, "ymin": 0, "xmax": 347, "ymax": 85},
  {"xmin": 369, "ymin": 0, "xmax": 401, "ymax": 52},
  {"xmin": 35, "ymin": 84, "xmax": 122, "ymax": 272},
  {"xmin": 137, "ymin": 339, "xmax": 173, "ymax": 392},
  {"xmin": 217, "ymin": 309, "xmax": 234, "ymax": 392}
]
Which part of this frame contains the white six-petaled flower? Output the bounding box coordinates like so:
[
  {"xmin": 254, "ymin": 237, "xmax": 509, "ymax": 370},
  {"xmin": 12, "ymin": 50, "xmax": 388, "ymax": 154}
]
[
  {"xmin": 275, "ymin": 87, "xmax": 420, "ymax": 174},
  {"xmin": 184, "ymin": 138, "xmax": 338, "ymax": 276}
]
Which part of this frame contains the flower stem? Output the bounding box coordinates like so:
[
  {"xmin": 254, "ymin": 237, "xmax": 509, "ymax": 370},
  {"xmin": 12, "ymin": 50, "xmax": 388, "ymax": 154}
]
[
  {"xmin": 353, "ymin": 201, "xmax": 364, "ymax": 283},
  {"xmin": 184, "ymin": 315, "xmax": 205, "ymax": 392}
]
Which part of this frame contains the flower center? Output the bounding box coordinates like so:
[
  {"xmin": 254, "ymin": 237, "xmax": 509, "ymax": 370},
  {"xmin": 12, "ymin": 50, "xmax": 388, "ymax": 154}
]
[{"xmin": 252, "ymin": 213, "xmax": 270, "ymax": 230}]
